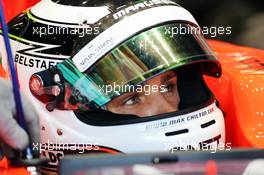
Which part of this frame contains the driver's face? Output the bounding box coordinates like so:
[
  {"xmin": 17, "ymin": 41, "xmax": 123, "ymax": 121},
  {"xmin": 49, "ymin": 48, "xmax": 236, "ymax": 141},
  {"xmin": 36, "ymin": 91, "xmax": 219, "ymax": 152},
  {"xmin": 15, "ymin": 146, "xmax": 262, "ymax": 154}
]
[{"xmin": 106, "ymin": 71, "xmax": 180, "ymax": 117}]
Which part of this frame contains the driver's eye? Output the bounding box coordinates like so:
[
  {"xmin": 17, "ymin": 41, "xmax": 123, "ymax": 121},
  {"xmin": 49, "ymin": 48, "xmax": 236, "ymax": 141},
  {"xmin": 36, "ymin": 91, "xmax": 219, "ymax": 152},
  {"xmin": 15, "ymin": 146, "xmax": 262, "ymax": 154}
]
[
  {"xmin": 163, "ymin": 83, "xmax": 176, "ymax": 93},
  {"xmin": 123, "ymin": 95, "xmax": 141, "ymax": 106},
  {"xmin": 161, "ymin": 78, "xmax": 177, "ymax": 95}
]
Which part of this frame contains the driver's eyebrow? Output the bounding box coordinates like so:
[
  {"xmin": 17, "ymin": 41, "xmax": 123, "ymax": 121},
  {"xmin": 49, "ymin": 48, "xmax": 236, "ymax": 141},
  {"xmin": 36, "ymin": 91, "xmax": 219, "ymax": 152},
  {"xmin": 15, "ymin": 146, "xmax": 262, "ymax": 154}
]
[{"xmin": 161, "ymin": 72, "xmax": 177, "ymax": 84}]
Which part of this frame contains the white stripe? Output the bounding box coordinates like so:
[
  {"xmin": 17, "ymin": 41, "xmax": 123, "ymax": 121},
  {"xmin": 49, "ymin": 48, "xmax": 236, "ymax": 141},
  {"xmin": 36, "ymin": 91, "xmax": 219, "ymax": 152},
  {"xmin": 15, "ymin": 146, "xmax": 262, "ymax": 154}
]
[
  {"xmin": 72, "ymin": 5, "xmax": 198, "ymax": 72},
  {"xmin": 31, "ymin": 0, "xmax": 110, "ymax": 25}
]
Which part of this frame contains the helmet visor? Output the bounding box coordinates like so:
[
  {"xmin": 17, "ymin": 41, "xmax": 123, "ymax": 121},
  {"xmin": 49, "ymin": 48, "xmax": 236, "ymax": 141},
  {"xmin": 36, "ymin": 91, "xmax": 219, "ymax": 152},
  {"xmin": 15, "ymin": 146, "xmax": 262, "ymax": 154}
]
[{"xmin": 31, "ymin": 23, "xmax": 221, "ymax": 111}]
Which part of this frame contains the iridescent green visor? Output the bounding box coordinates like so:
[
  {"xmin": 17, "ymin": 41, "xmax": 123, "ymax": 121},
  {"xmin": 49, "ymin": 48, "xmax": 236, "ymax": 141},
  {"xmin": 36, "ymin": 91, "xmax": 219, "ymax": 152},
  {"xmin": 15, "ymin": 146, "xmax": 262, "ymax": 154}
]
[{"xmin": 30, "ymin": 23, "xmax": 221, "ymax": 111}]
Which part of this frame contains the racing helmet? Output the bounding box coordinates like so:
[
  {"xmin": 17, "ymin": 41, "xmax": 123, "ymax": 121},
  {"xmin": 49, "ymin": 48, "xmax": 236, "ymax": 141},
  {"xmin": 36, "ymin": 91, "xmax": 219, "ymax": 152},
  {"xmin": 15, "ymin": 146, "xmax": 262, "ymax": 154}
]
[{"xmin": 0, "ymin": 0, "xmax": 225, "ymax": 170}]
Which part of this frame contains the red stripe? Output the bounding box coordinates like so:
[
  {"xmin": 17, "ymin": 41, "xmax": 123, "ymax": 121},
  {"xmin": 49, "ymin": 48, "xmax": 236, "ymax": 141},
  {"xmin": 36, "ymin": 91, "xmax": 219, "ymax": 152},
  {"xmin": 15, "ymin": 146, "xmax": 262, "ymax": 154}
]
[{"xmin": 98, "ymin": 147, "xmax": 120, "ymax": 154}]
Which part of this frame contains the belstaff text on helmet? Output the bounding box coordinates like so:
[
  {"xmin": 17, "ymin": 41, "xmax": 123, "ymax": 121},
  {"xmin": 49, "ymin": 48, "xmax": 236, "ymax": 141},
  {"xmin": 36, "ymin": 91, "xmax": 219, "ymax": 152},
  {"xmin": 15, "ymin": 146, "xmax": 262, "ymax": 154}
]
[
  {"xmin": 14, "ymin": 53, "xmax": 62, "ymax": 69},
  {"xmin": 113, "ymin": 0, "xmax": 177, "ymax": 20}
]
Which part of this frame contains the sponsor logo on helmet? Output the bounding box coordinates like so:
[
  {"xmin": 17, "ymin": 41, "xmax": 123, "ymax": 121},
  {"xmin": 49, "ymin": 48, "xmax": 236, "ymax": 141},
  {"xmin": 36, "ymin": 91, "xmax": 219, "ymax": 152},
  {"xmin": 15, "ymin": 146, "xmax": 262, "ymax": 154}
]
[
  {"xmin": 113, "ymin": 0, "xmax": 177, "ymax": 20},
  {"xmin": 145, "ymin": 107, "xmax": 215, "ymax": 130},
  {"xmin": 12, "ymin": 42, "xmax": 68, "ymax": 69},
  {"xmin": 14, "ymin": 53, "xmax": 62, "ymax": 69},
  {"xmin": 80, "ymin": 37, "xmax": 114, "ymax": 66}
]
